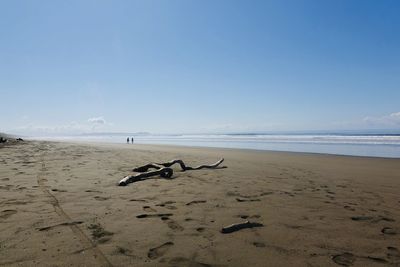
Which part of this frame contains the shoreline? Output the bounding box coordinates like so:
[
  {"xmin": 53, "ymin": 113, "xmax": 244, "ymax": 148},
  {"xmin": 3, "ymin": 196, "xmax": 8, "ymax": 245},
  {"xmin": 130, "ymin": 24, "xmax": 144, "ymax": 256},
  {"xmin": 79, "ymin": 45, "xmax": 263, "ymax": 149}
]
[
  {"xmin": 28, "ymin": 138, "xmax": 400, "ymax": 160},
  {"xmin": 1, "ymin": 140, "xmax": 399, "ymax": 266}
]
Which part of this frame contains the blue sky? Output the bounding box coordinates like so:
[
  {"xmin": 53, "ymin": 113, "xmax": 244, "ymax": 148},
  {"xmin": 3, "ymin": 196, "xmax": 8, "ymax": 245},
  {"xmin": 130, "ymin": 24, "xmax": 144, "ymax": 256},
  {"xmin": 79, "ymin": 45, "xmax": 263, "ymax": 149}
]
[{"xmin": 1, "ymin": 0, "xmax": 400, "ymax": 135}]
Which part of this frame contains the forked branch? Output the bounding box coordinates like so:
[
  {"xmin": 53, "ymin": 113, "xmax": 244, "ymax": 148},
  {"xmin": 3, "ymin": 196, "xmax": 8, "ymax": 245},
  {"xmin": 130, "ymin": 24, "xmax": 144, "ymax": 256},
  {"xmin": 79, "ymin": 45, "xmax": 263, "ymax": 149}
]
[{"xmin": 119, "ymin": 158, "xmax": 225, "ymax": 186}]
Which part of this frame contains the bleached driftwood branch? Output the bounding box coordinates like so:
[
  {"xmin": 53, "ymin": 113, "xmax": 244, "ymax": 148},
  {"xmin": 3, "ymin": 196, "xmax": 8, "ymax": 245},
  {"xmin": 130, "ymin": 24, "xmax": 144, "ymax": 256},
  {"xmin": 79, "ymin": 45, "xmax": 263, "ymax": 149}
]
[
  {"xmin": 118, "ymin": 158, "xmax": 225, "ymax": 186},
  {"xmin": 133, "ymin": 158, "xmax": 225, "ymax": 172}
]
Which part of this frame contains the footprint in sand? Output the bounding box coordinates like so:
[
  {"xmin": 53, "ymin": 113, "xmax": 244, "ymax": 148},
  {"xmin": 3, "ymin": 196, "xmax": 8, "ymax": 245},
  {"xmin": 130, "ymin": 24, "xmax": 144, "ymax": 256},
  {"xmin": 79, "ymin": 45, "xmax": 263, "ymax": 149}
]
[
  {"xmin": 4, "ymin": 199, "xmax": 28, "ymax": 206},
  {"xmin": 351, "ymin": 216, "xmax": 373, "ymax": 221},
  {"xmin": 115, "ymin": 246, "xmax": 136, "ymax": 258},
  {"xmin": 156, "ymin": 201, "xmax": 176, "ymax": 207},
  {"xmin": 85, "ymin": 189, "xmax": 102, "ymax": 193},
  {"xmin": 147, "ymin": 241, "xmax": 174, "ymax": 260},
  {"xmin": 143, "ymin": 206, "xmax": 156, "ymax": 212},
  {"xmin": 137, "ymin": 213, "xmax": 173, "ymax": 219},
  {"xmin": 168, "ymin": 257, "xmax": 212, "ymax": 267},
  {"xmin": 156, "ymin": 201, "xmax": 177, "ymax": 210},
  {"xmin": 51, "ymin": 188, "xmax": 67, "ymax": 192},
  {"xmin": 186, "ymin": 200, "xmax": 207, "ymax": 206},
  {"xmin": 365, "ymin": 256, "xmax": 387, "ymax": 264},
  {"xmin": 387, "ymin": 247, "xmax": 400, "ymax": 261},
  {"xmin": 94, "ymin": 196, "xmax": 110, "ymax": 201},
  {"xmin": 129, "ymin": 199, "xmax": 147, "ymax": 202},
  {"xmin": 0, "ymin": 209, "xmax": 17, "ymax": 219},
  {"xmin": 376, "ymin": 216, "xmax": 395, "ymax": 222},
  {"xmin": 237, "ymin": 214, "xmax": 261, "ymax": 219},
  {"xmin": 260, "ymin": 191, "xmax": 274, "ymax": 196},
  {"xmin": 88, "ymin": 223, "xmax": 114, "ymax": 243},
  {"xmin": 253, "ymin": 242, "xmax": 266, "ymax": 248},
  {"xmin": 351, "ymin": 216, "xmax": 395, "ymax": 223},
  {"xmin": 164, "ymin": 205, "xmax": 177, "ymax": 210},
  {"xmin": 236, "ymin": 198, "xmax": 260, "ymax": 202},
  {"xmin": 0, "ymin": 185, "xmax": 12, "ymax": 190},
  {"xmin": 381, "ymin": 227, "xmax": 396, "ymax": 235},
  {"xmin": 332, "ymin": 252, "xmax": 355, "ymax": 266},
  {"xmin": 167, "ymin": 220, "xmax": 184, "ymax": 231}
]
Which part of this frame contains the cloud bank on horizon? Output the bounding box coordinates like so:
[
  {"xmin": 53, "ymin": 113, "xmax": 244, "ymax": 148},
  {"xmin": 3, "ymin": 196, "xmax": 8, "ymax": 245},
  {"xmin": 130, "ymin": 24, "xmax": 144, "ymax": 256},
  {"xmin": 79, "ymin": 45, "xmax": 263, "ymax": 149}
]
[
  {"xmin": 364, "ymin": 112, "xmax": 400, "ymax": 128},
  {"xmin": 11, "ymin": 116, "xmax": 110, "ymax": 136},
  {"xmin": 6, "ymin": 111, "xmax": 400, "ymax": 136}
]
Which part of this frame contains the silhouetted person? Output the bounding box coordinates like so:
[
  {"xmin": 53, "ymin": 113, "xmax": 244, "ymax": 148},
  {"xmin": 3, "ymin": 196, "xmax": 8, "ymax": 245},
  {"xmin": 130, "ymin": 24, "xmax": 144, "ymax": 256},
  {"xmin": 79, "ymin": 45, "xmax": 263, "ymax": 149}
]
[
  {"xmin": 131, "ymin": 137, "xmax": 134, "ymax": 144},
  {"xmin": 127, "ymin": 137, "xmax": 129, "ymax": 144}
]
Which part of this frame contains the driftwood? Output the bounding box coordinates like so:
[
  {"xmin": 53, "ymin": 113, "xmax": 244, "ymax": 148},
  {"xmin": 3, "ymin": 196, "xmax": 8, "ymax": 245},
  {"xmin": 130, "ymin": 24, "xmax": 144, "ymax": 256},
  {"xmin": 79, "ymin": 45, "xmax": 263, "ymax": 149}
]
[
  {"xmin": 118, "ymin": 158, "xmax": 225, "ymax": 186},
  {"xmin": 220, "ymin": 220, "xmax": 264, "ymax": 234},
  {"xmin": 132, "ymin": 158, "xmax": 225, "ymax": 172}
]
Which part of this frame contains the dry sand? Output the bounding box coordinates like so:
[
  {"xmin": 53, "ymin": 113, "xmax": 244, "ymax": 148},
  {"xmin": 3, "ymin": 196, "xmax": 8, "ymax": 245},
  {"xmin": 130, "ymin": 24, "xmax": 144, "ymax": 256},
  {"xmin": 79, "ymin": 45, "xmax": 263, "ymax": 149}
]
[{"xmin": 0, "ymin": 140, "xmax": 399, "ymax": 266}]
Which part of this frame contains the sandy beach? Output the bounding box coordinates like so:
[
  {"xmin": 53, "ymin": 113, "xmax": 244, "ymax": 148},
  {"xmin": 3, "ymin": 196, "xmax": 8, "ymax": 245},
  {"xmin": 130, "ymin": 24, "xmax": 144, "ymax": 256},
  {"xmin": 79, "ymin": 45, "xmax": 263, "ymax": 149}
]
[{"xmin": 0, "ymin": 140, "xmax": 399, "ymax": 266}]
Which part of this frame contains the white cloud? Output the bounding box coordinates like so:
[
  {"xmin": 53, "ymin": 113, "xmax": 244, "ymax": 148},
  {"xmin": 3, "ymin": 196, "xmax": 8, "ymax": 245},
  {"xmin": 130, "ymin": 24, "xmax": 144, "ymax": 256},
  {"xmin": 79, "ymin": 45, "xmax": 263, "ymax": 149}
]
[
  {"xmin": 12, "ymin": 122, "xmax": 90, "ymax": 135},
  {"xmin": 10, "ymin": 116, "xmax": 111, "ymax": 136},
  {"xmin": 88, "ymin": 116, "xmax": 106, "ymax": 124},
  {"xmin": 363, "ymin": 111, "xmax": 400, "ymax": 127},
  {"xmin": 198, "ymin": 122, "xmax": 286, "ymax": 133}
]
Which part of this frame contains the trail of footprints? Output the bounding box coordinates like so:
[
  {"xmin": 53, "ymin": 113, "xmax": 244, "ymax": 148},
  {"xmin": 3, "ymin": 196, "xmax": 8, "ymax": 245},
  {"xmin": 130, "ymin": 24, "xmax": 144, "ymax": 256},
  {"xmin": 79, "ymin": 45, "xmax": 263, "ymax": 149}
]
[
  {"xmin": 332, "ymin": 246, "xmax": 400, "ymax": 266},
  {"xmin": 147, "ymin": 241, "xmax": 174, "ymax": 260},
  {"xmin": 136, "ymin": 200, "xmax": 203, "ymax": 233},
  {"xmin": 256, "ymin": 166, "xmax": 400, "ymax": 266},
  {"xmin": 132, "ymin": 196, "xmax": 268, "ymax": 263},
  {"xmin": 127, "ymin": 167, "xmax": 399, "ymax": 265},
  {"xmin": 4, "ymin": 144, "xmax": 398, "ymax": 266}
]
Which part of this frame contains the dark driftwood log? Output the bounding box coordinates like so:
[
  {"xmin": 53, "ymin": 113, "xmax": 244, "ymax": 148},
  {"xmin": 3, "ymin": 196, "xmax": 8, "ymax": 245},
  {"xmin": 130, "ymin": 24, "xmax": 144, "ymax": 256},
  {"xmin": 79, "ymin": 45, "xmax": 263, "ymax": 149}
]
[
  {"xmin": 220, "ymin": 220, "xmax": 264, "ymax": 234},
  {"xmin": 119, "ymin": 158, "xmax": 225, "ymax": 186},
  {"xmin": 132, "ymin": 163, "xmax": 164, "ymax": 173}
]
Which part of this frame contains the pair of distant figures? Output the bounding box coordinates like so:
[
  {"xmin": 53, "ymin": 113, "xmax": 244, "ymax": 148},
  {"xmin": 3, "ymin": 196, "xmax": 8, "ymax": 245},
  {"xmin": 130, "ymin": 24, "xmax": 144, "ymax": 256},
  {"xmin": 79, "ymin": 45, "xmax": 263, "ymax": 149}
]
[{"xmin": 127, "ymin": 137, "xmax": 134, "ymax": 144}]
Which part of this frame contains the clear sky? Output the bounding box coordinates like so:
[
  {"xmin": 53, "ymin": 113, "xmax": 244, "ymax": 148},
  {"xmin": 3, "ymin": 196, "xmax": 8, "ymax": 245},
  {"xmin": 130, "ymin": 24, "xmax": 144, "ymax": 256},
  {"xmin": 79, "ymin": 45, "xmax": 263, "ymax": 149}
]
[{"xmin": 1, "ymin": 0, "xmax": 400, "ymax": 135}]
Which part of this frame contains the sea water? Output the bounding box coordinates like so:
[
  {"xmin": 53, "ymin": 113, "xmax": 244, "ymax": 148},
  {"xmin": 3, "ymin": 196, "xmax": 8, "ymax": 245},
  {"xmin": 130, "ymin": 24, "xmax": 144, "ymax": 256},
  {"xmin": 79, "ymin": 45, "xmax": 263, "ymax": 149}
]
[{"xmin": 30, "ymin": 133, "xmax": 400, "ymax": 158}]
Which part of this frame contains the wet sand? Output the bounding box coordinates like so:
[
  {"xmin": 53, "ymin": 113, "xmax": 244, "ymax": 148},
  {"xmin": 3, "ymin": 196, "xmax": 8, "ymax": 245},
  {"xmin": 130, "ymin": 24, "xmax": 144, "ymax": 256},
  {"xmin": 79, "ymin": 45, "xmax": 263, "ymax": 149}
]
[{"xmin": 0, "ymin": 140, "xmax": 399, "ymax": 266}]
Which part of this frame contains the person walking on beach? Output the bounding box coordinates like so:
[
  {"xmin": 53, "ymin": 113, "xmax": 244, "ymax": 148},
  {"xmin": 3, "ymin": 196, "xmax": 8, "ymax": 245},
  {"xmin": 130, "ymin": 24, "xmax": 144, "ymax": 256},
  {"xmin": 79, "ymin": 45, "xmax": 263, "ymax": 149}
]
[
  {"xmin": 131, "ymin": 137, "xmax": 134, "ymax": 144},
  {"xmin": 127, "ymin": 137, "xmax": 129, "ymax": 144}
]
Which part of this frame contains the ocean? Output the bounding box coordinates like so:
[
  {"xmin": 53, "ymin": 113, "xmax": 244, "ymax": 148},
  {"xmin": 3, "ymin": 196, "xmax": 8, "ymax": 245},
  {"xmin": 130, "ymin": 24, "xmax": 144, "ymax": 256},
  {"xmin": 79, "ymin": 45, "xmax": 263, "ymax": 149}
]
[{"xmin": 30, "ymin": 133, "xmax": 400, "ymax": 158}]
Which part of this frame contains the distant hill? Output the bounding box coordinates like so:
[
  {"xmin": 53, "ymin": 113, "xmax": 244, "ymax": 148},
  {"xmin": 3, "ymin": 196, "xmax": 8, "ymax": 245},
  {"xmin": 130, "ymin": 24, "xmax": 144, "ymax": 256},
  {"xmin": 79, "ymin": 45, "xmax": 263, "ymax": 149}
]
[
  {"xmin": 79, "ymin": 132, "xmax": 151, "ymax": 136},
  {"xmin": 0, "ymin": 132, "xmax": 20, "ymax": 145},
  {"xmin": 0, "ymin": 132, "xmax": 14, "ymax": 139}
]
